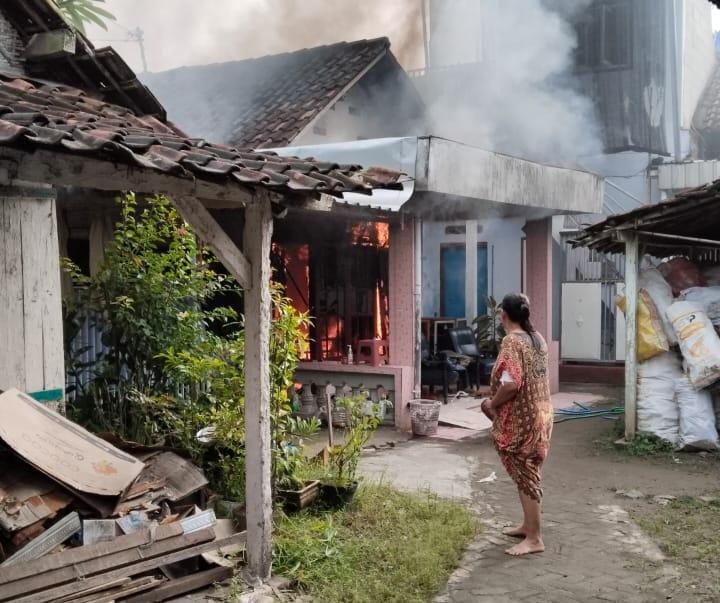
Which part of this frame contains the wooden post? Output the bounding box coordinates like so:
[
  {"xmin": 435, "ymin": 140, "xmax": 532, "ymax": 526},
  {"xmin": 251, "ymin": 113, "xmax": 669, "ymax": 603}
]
[
  {"xmin": 0, "ymin": 187, "xmax": 64, "ymax": 403},
  {"xmin": 243, "ymin": 197, "xmax": 273, "ymax": 580},
  {"xmin": 621, "ymin": 231, "xmax": 639, "ymax": 440},
  {"xmin": 325, "ymin": 382, "xmax": 336, "ymax": 447}
]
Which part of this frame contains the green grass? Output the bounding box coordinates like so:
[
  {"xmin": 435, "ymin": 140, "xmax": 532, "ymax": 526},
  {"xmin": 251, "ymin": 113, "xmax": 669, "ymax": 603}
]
[
  {"xmin": 636, "ymin": 496, "xmax": 720, "ymax": 600},
  {"xmin": 272, "ymin": 483, "xmax": 478, "ymax": 603}
]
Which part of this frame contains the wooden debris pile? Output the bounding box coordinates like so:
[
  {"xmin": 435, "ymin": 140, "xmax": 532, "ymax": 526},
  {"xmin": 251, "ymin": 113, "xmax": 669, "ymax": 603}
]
[{"xmin": 0, "ymin": 389, "xmax": 245, "ymax": 602}]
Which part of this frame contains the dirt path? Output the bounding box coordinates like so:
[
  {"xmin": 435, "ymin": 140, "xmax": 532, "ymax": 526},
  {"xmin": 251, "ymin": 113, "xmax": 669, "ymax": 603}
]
[{"xmin": 360, "ymin": 414, "xmax": 720, "ymax": 602}]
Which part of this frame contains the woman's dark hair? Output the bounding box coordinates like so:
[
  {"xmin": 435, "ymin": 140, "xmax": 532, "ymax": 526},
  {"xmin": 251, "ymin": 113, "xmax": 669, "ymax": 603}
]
[{"xmin": 499, "ymin": 293, "xmax": 539, "ymax": 349}]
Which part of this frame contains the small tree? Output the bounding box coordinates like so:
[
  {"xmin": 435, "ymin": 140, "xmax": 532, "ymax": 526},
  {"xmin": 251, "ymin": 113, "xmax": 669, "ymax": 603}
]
[
  {"xmin": 64, "ymin": 192, "xmax": 314, "ymax": 501},
  {"xmin": 64, "ymin": 193, "xmax": 240, "ymax": 441}
]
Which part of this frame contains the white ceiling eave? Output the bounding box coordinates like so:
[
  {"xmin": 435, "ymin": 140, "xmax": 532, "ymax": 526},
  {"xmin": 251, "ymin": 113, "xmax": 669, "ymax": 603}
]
[{"xmin": 267, "ymin": 136, "xmax": 604, "ymax": 217}]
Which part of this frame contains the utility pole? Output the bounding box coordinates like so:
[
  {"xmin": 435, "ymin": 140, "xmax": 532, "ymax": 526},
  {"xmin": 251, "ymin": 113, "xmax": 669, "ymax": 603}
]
[{"xmin": 128, "ymin": 27, "xmax": 148, "ymax": 73}]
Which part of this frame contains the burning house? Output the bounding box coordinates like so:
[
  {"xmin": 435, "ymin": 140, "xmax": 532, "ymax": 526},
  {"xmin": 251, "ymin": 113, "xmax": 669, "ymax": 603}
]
[{"xmin": 144, "ymin": 33, "xmax": 603, "ymax": 411}]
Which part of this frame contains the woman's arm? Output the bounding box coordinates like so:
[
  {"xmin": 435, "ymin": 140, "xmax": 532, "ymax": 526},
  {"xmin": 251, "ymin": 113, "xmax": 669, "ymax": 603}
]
[{"xmin": 481, "ymin": 382, "xmax": 518, "ymax": 420}]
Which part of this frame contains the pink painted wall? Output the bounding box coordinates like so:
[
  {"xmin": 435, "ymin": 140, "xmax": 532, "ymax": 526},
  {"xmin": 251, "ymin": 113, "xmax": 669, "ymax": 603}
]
[
  {"xmin": 389, "ymin": 219, "xmax": 416, "ymax": 430},
  {"xmin": 524, "ymin": 218, "xmax": 559, "ymax": 393}
]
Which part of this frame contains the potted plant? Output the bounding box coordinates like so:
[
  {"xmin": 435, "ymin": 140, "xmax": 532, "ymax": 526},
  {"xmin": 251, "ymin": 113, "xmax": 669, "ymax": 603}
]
[
  {"xmin": 319, "ymin": 393, "xmax": 389, "ymax": 508},
  {"xmin": 274, "ymin": 417, "xmax": 321, "ymax": 511}
]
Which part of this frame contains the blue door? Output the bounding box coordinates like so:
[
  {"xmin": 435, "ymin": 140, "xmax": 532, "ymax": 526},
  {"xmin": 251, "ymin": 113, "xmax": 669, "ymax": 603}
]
[
  {"xmin": 440, "ymin": 245, "xmax": 465, "ymax": 318},
  {"xmin": 441, "ymin": 244, "xmax": 489, "ymax": 318}
]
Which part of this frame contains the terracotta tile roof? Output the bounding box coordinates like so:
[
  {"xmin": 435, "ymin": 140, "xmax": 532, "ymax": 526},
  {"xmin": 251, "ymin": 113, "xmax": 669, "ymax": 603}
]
[
  {"xmin": 0, "ymin": 71, "xmax": 404, "ymax": 197},
  {"xmin": 141, "ymin": 38, "xmax": 390, "ymax": 148},
  {"xmin": 1, "ymin": 0, "xmax": 165, "ymax": 117},
  {"xmin": 694, "ymin": 60, "xmax": 720, "ymax": 132}
]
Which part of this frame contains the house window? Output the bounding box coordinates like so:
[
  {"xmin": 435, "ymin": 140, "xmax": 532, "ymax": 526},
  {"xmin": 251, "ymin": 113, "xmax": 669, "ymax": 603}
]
[
  {"xmin": 312, "ymin": 125, "xmax": 327, "ymax": 136},
  {"xmin": 445, "ymin": 224, "xmax": 466, "ymax": 235},
  {"xmin": 575, "ymin": 1, "xmax": 632, "ymax": 71},
  {"xmin": 348, "ymin": 106, "xmax": 360, "ymax": 115}
]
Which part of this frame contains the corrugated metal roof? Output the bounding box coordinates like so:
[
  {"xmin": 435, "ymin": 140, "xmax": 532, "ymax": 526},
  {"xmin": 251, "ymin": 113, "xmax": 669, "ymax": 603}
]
[{"xmin": 573, "ymin": 178, "xmax": 720, "ymax": 257}]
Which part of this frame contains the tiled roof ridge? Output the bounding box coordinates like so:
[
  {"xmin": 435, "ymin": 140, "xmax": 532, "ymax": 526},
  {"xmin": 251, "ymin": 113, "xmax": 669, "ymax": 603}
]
[{"xmin": 145, "ymin": 37, "xmax": 390, "ymax": 77}]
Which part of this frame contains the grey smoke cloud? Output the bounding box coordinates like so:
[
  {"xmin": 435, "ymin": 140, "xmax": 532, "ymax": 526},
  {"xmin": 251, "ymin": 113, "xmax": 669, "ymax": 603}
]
[
  {"xmin": 89, "ymin": 0, "xmax": 600, "ymax": 163},
  {"xmin": 85, "ymin": 0, "xmax": 425, "ymax": 73}
]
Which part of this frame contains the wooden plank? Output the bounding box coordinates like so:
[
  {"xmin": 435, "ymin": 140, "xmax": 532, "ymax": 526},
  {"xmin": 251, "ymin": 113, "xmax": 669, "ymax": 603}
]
[
  {"xmin": 64, "ymin": 576, "xmax": 165, "ymax": 603},
  {"xmin": 0, "ymin": 523, "xmax": 183, "ymax": 586},
  {"xmin": 20, "ymin": 198, "xmax": 47, "ymax": 391},
  {"xmin": 171, "ymin": 196, "xmax": 252, "ymax": 290},
  {"xmin": 12, "ymin": 532, "xmax": 246, "ymax": 603},
  {"xmin": 54, "ymin": 578, "xmax": 131, "ymax": 603},
  {"xmin": 243, "ymin": 198, "xmax": 274, "ymax": 580},
  {"xmin": 0, "ymin": 147, "xmax": 266, "ymax": 206},
  {"xmin": 0, "ymin": 527, "xmax": 212, "ymax": 602},
  {"xmin": 88, "ymin": 212, "xmax": 113, "ymax": 277},
  {"xmin": 0, "ymin": 197, "xmax": 27, "ymax": 391},
  {"xmin": 40, "ymin": 198, "xmax": 64, "ymax": 393},
  {"xmin": 121, "ymin": 566, "xmax": 232, "ymax": 603}
]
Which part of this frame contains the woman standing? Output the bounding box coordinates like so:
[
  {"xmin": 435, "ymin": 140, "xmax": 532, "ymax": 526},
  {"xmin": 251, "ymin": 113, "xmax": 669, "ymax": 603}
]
[{"xmin": 481, "ymin": 293, "xmax": 554, "ymax": 556}]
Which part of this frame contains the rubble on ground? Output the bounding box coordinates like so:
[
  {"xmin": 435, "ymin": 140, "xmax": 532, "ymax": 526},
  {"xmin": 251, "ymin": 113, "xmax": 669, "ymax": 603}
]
[{"xmin": 0, "ymin": 389, "xmax": 245, "ymax": 602}]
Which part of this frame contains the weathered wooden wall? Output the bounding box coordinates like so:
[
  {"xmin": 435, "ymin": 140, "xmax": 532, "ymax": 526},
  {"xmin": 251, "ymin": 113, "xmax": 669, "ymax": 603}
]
[{"xmin": 0, "ymin": 192, "xmax": 64, "ymax": 395}]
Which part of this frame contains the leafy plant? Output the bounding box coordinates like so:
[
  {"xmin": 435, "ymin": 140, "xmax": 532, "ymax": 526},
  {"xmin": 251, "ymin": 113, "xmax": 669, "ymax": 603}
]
[
  {"xmin": 472, "ymin": 295, "xmax": 505, "ymax": 355},
  {"xmin": 53, "ymin": 0, "xmax": 116, "ymax": 33},
  {"xmin": 326, "ymin": 393, "xmax": 387, "ymax": 484},
  {"xmin": 63, "ymin": 193, "xmax": 315, "ymax": 502},
  {"xmin": 63, "ymin": 193, "xmax": 240, "ymax": 443},
  {"xmin": 625, "ymin": 432, "xmax": 676, "ymax": 457}
]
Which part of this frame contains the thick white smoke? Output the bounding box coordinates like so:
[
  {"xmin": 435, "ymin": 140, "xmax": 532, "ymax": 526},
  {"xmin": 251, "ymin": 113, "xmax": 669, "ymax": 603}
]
[{"xmin": 421, "ymin": 0, "xmax": 601, "ymax": 163}]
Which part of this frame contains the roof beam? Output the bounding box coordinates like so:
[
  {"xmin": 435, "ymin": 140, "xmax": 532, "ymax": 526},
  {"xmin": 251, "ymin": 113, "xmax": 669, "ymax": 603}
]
[
  {"xmin": 0, "ymin": 148, "xmax": 265, "ymax": 206},
  {"xmin": 635, "ymin": 231, "xmax": 720, "ymax": 247},
  {"xmin": 171, "ymin": 196, "xmax": 252, "ymax": 290}
]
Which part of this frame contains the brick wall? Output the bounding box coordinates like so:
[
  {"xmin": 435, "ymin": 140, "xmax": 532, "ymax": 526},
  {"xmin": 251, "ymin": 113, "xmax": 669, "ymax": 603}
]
[{"xmin": 0, "ymin": 9, "xmax": 24, "ymax": 71}]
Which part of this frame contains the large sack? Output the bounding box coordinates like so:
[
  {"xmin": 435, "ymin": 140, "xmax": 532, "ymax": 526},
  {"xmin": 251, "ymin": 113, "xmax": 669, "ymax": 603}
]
[
  {"xmin": 637, "ymin": 352, "xmax": 682, "ymax": 445},
  {"xmin": 680, "ymin": 287, "xmax": 720, "ymax": 326},
  {"xmin": 701, "ymin": 265, "xmax": 720, "ymax": 287},
  {"xmin": 675, "ymin": 375, "xmax": 719, "ymax": 451},
  {"xmin": 667, "ymin": 301, "xmax": 720, "ymax": 389},
  {"xmin": 617, "ymin": 289, "xmax": 669, "ymax": 361},
  {"xmin": 639, "ymin": 268, "xmax": 677, "ymax": 344},
  {"xmin": 638, "ymin": 350, "xmax": 683, "ymax": 380},
  {"xmin": 658, "ymin": 258, "xmax": 704, "ymax": 295}
]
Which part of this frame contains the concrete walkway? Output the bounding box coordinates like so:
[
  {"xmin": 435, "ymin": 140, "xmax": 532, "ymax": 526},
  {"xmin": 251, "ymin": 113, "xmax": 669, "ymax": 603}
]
[{"xmin": 359, "ymin": 414, "xmax": 715, "ymax": 602}]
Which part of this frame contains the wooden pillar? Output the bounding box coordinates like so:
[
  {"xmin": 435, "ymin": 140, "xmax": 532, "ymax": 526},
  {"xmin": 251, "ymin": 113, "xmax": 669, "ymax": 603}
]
[
  {"xmin": 620, "ymin": 231, "xmax": 639, "ymax": 440},
  {"xmin": 0, "ymin": 186, "xmax": 64, "ymax": 398},
  {"xmin": 89, "ymin": 212, "xmax": 114, "ymax": 276},
  {"xmin": 243, "ymin": 197, "xmax": 274, "ymax": 579}
]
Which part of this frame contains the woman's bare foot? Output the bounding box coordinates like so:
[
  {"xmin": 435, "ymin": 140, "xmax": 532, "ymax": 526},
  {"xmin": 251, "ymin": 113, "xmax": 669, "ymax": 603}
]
[
  {"xmin": 505, "ymin": 537, "xmax": 545, "ymax": 556},
  {"xmin": 502, "ymin": 525, "xmax": 526, "ymax": 538}
]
